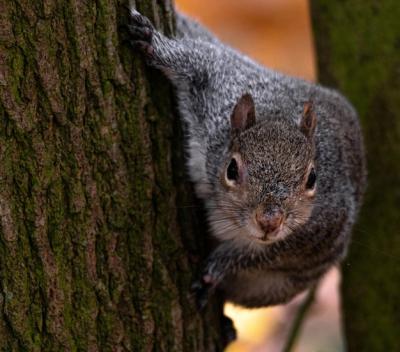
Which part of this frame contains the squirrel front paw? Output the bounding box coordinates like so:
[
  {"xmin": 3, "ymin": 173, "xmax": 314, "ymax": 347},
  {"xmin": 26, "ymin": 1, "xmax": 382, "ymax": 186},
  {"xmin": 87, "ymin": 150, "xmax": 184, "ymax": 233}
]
[
  {"xmin": 127, "ymin": 9, "xmax": 155, "ymax": 58},
  {"xmin": 191, "ymin": 274, "xmax": 217, "ymax": 310}
]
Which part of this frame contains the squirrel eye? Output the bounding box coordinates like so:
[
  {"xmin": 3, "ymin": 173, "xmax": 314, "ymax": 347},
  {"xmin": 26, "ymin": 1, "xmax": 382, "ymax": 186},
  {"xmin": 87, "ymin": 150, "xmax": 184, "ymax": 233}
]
[
  {"xmin": 306, "ymin": 168, "xmax": 317, "ymax": 190},
  {"xmin": 226, "ymin": 158, "xmax": 239, "ymax": 182}
]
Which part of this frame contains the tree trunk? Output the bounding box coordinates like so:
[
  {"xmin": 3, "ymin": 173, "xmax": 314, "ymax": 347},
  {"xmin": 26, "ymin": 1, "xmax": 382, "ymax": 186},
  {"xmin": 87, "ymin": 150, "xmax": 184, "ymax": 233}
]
[
  {"xmin": 0, "ymin": 1, "xmax": 223, "ymax": 350},
  {"xmin": 311, "ymin": 1, "xmax": 400, "ymax": 350}
]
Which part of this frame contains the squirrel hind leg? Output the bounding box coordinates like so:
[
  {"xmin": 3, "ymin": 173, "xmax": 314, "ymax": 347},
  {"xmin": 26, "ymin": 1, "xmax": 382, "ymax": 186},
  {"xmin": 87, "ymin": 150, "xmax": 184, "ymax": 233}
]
[{"xmin": 221, "ymin": 314, "xmax": 237, "ymax": 347}]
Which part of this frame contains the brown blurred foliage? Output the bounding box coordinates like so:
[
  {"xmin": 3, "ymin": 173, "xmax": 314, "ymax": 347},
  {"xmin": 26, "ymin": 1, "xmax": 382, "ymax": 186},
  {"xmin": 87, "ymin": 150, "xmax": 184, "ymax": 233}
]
[{"xmin": 176, "ymin": 0, "xmax": 315, "ymax": 81}]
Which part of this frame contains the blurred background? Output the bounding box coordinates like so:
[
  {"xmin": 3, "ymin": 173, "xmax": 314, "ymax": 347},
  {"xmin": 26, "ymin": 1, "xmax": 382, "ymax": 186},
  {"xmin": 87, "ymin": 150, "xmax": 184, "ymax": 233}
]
[{"xmin": 175, "ymin": 0, "xmax": 343, "ymax": 351}]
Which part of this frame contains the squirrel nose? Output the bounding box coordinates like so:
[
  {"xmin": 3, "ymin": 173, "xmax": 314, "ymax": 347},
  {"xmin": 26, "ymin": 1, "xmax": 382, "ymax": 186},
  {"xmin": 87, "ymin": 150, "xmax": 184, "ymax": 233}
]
[{"xmin": 256, "ymin": 208, "xmax": 284, "ymax": 236}]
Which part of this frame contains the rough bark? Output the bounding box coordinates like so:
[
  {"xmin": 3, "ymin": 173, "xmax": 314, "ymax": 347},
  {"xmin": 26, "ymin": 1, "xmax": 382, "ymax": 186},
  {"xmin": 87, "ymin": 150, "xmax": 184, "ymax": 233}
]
[
  {"xmin": 0, "ymin": 1, "xmax": 223, "ymax": 351},
  {"xmin": 311, "ymin": 1, "xmax": 400, "ymax": 350}
]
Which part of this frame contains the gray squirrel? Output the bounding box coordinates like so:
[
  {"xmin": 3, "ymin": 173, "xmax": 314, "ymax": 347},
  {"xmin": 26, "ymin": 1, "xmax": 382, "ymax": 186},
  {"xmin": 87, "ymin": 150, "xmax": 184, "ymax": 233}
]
[{"xmin": 127, "ymin": 9, "xmax": 366, "ymax": 312}]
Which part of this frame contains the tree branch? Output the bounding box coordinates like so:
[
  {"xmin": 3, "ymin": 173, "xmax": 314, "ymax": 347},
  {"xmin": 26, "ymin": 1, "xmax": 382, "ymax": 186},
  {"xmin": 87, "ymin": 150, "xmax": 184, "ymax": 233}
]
[{"xmin": 282, "ymin": 285, "xmax": 317, "ymax": 352}]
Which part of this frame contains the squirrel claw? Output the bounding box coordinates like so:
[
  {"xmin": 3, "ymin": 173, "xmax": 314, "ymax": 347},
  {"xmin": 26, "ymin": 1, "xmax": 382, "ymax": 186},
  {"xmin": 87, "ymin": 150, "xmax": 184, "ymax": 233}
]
[
  {"xmin": 126, "ymin": 9, "xmax": 155, "ymax": 57},
  {"xmin": 129, "ymin": 9, "xmax": 155, "ymax": 29},
  {"xmin": 127, "ymin": 25, "xmax": 153, "ymax": 42},
  {"xmin": 129, "ymin": 40, "xmax": 154, "ymax": 56},
  {"xmin": 191, "ymin": 279, "xmax": 212, "ymax": 311}
]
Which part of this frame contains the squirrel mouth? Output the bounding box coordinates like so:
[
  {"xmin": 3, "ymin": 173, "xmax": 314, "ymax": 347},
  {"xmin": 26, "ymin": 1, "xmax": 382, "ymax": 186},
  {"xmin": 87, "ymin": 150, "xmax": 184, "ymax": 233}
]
[
  {"xmin": 245, "ymin": 218, "xmax": 287, "ymax": 243},
  {"xmin": 260, "ymin": 226, "xmax": 282, "ymax": 242},
  {"xmin": 252, "ymin": 222, "xmax": 285, "ymax": 243}
]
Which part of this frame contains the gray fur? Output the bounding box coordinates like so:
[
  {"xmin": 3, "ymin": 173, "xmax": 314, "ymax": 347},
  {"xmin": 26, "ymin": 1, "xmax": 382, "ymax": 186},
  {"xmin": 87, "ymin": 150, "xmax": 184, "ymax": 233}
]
[{"xmin": 128, "ymin": 10, "xmax": 366, "ymax": 308}]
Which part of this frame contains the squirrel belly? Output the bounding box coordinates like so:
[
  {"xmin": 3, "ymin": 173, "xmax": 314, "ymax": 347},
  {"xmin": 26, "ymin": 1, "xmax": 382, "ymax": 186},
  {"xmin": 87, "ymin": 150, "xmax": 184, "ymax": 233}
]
[
  {"xmin": 219, "ymin": 270, "xmax": 312, "ymax": 309},
  {"xmin": 127, "ymin": 9, "xmax": 367, "ymax": 310}
]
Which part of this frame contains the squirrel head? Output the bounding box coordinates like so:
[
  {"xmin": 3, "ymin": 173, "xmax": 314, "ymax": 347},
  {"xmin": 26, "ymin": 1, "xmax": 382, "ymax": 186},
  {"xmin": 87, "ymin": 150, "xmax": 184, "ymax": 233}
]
[{"xmin": 208, "ymin": 94, "xmax": 317, "ymax": 244}]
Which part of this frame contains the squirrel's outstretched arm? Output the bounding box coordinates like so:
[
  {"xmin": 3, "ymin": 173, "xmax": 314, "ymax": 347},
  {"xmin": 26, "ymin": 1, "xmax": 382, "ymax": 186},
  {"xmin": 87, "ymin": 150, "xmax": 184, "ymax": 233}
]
[
  {"xmin": 127, "ymin": 10, "xmax": 265, "ymax": 115},
  {"xmin": 127, "ymin": 10, "xmax": 223, "ymax": 87},
  {"xmin": 127, "ymin": 9, "xmax": 248, "ymax": 134}
]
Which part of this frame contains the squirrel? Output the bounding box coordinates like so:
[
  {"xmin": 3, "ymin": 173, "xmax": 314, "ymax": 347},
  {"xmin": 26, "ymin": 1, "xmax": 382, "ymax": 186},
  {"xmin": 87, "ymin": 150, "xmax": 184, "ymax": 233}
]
[{"xmin": 127, "ymin": 9, "xmax": 366, "ymax": 314}]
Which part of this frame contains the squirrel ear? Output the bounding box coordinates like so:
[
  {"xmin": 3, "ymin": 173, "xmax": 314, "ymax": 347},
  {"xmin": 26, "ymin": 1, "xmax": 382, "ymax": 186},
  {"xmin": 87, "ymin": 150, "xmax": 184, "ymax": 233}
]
[
  {"xmin": 300, "ymin": 102, "xmax": 317, "ymax": 138},
  {"xmin": 231, "ymin": 94, "xmax": 256, "ymax": 132}
]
